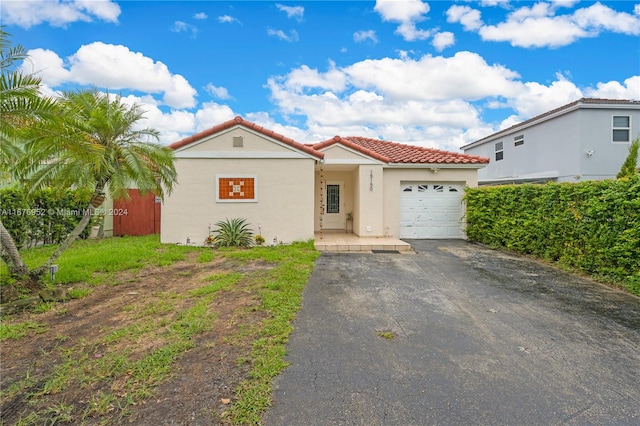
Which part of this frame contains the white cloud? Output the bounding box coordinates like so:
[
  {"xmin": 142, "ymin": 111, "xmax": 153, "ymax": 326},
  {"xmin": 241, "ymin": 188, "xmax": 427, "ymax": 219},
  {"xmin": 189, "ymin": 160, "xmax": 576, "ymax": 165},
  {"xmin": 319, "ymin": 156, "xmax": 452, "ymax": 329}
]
[
  {"xmin": 395, "ymin": 22, "xmax": 433, "ymax": 41},
  {"xmin": 264, "ymin": 52, "xmax": 536, "ymax": 149},
  {"xmin": 218, "ymin": 15, "xmax": 240, "ymax": 24},
  {"xmin": 345, "ymin": 52, "xmax": 522, "ymax": 102},
  {"xmin": 354, "ymin": 30, "xmax": 378, "ymax": 43},
  {"xmin": 276, "ymin": 4, "xmax": 304, "ymax": 21},
  {"xmin": 479, "ymin": 15, "xmax": 588, "ymax": 48},
  {"xmin": 171, "ymin": 21, "xmax": 198, "ymax": 37},
  {"xmin": 119, "ymin": 59, "xmax": 635, "ymax": 150},
  {"xmin": 584, "ymin": 76, "xmax": 640, "ymax": 100},
  {"xmin": 194, "ymin": 12, "xmax": 207, "ymax": 20},
  {"xmin": 455, "ymin": 1, "xmax": 640, "ymax": 48},
  {"xmin": 374, "ymin": 0, "xmax": 432, "ymax": 41},
  {"xmin": 122, "ymin": 95, "xmax": 197, "ymax": 143},
  {"xmin": 194, "ymin": 102, "xmax": 236, "ymax": 132},
  {"xmin": 480, "ymin": 0, "xmax": 510, "ymax": 7},
  {"xmin": 551, "ymin": 0, "xmax": 583, "ymax": 10},
  {"xmin": 267, "ymin": 28, "xmax": 299, "ymax": 42},
  {"xmin": 573, "ymin": 2, "xmax": 640, "ymax": 35},
  {"xmin": 490, "ymin": 74, "xmax": 640, "ymax": 131},
  {"xmin": 115, "ymin": 95, "xmax": 239, "ymax": 144},
  {"xmin": 1, "ymin": 0, "xmax": 120, "ymax": 29},
  {"xmin": 509, "ymin": 75, "xmax": 584, "ymax": 118},
  {"xmin": 22, "ymin": 43, "xmax": 197, "ymax": 109},
  {"xmin": 245, "ymin": 111, "xmax": 311, "ymax": 142},
  {"xmin": 374, "ymin": 0, "xmax": 429, "ymax": 22},
  {"xmin": 263, "ymin": 50, "xmax": 638, "ymax": 150},
  {"xmin": 446, "ymin": 5, "xmax": 483, "ymax": 31},
  {"xmin": 20, "ymin": 48, "xmax": 72, "ymax": 87},
  {"xmin": 204, "ymin": 84, "xmax": 232, "ymax": 100},
  {"xmin": 432, "ymin": 32, "xmax": 455, "ymax": 51},
  {"xmin": 284, "ymin": 62, "xmax": 347, "ymax": 93}
]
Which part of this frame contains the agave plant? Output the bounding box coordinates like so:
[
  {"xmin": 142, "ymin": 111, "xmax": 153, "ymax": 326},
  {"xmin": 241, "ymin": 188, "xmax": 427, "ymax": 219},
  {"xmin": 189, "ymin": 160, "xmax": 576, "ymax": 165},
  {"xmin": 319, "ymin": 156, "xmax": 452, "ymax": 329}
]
[{"xmin": 212, "ymin": 218, "xmax": 254, "ymax": 248}]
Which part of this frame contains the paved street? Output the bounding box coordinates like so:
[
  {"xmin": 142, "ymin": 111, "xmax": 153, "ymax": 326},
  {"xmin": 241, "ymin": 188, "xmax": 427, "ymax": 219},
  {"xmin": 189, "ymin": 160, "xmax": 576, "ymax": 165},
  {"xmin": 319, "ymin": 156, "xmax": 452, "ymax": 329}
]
[{"xmin": 263, "ymin": 240, "xmax": 640, "ymax": 425}]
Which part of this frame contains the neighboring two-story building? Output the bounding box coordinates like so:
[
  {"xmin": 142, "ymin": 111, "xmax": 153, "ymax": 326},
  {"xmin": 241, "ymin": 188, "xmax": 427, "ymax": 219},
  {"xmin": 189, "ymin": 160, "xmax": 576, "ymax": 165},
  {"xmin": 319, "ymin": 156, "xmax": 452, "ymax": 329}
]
[{"xmin": 461, "ymin": 98, "xmax": 640, "ymax": 185}]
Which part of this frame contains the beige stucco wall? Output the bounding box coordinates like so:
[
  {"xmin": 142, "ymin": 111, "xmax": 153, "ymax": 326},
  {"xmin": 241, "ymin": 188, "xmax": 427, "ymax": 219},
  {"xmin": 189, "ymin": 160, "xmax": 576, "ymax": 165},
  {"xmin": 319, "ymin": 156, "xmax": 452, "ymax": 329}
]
[
  {"xmin": 322, "ymin": 144, "xmax": 372, "ymax": 161},
  {"xmin": 382, "ymin": 167, "xmax": 479, "ymax": 238},
  {"xmin": 354, "ymin": 165, "xmax": 384, "ymax": 236},
  {"xmin": 163, "ymin": 125, "xmax": 317, "ymax": 245},
  {"xmin": 162, "ymin": 157, "xmax": 315, "ymax": 245},
  {"xmin": 183, "ymin": 128, "xmax": 294, "ymax": 153},
  {"xmin": 313, "ymin": 165, "xmax": 479, "ymax": 238},
  {"xmin": 314, "ymin": 170, "xmax": 355, "ymax": 231}
]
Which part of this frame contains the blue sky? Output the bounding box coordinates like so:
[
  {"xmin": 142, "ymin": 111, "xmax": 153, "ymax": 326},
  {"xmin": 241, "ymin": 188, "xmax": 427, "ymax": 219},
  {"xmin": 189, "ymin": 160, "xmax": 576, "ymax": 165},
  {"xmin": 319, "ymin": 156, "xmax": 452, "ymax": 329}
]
[{"xmin": 3, "ymin": 0, "xmax": 640, "ymax": 151}]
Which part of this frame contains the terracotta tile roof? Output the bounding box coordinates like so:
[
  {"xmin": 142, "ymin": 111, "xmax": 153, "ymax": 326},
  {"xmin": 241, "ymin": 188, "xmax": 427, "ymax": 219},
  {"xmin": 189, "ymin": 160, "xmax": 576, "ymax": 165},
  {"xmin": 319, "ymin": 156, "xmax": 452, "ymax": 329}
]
[
  {"xmin": 171, "ymin": 116, "xmax": 488, "ymax": 165},
  {"xmin": 313, "ymin": 136, "xmax": 490, "ymax": 164},
  {"xmin": 464, "ymin": 98, "xmax": 640, "ymax": 148},
  {"xmin": 169, "ymin": 116, "xmax": 324, "ymax": 159}
]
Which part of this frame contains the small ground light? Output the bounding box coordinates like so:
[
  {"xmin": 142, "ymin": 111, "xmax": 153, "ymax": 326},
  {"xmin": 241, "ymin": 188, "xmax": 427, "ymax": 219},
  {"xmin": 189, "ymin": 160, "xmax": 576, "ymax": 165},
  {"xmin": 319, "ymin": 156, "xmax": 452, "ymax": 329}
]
[{"xmin": 50, "ymin": 264, "xmax": 59, "ymax": 282}]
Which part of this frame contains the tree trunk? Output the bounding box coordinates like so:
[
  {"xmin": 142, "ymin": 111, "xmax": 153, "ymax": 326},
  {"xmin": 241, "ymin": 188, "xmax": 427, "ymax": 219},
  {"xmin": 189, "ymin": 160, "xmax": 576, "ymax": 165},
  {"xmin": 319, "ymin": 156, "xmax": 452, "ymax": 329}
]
[{"xmin": 0, "ymin": 218, "xmax": 30, "ymax": 278}]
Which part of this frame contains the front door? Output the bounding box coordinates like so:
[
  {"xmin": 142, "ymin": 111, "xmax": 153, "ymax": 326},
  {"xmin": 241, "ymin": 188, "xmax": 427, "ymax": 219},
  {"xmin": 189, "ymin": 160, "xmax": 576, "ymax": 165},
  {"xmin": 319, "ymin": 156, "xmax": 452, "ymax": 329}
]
[{"xmin": 323, "ymin": 181, "xmax": 345, "ymax": 229}]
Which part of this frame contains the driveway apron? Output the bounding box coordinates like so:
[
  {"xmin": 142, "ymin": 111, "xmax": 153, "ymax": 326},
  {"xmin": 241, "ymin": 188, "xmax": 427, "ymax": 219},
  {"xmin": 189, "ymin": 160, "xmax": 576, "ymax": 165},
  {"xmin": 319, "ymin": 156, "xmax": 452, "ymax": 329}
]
[{"xmin": 262, "ymin": 240, "xmax": 640, "ymax": 425}]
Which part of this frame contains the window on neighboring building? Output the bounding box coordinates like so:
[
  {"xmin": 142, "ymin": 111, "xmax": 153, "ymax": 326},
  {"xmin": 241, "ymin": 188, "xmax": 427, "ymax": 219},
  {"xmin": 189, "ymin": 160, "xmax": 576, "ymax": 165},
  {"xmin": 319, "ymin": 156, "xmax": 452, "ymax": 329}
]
[
  {"xmin": 514, "ymin": 135, "xmax": 524, "ymax": 146},
  {"xmin": 612, "ymin": 116, "xmax": 631, "ymax": 143},
  {"xmin": 495, "ymin": 141, "xmax": 504, "ymax": 161}
]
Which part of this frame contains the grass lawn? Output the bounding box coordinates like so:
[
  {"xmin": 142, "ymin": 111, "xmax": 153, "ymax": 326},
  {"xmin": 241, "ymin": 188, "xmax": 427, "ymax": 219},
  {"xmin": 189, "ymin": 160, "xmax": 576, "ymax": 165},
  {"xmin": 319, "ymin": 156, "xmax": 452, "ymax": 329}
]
[{"xmin": 0, "ymin": 235, "xmax": 319, "ymax": 425}]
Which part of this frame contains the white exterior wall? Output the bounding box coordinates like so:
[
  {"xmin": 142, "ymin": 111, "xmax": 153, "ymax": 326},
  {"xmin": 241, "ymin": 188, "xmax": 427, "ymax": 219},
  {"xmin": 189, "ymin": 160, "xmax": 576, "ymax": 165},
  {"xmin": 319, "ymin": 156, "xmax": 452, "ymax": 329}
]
[
  {"xmin": 578, "ymin": 108, "xmax": 640, "ymax": 180},
  {"xmin": 382, "ymin": 168, "xmax": 479, "ymax": 238},
  {"xmin": 464, "ymin": 105, "xmax": 640, "ymax": 183}
]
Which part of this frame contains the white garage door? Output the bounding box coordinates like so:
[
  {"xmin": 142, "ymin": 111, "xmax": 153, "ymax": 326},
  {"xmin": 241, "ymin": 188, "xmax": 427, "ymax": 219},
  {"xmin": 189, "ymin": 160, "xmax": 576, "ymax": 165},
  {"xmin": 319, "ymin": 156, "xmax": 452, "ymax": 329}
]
[{"xmin": 400, "ymin": 182, "xmax": 464, "ymax": 239}]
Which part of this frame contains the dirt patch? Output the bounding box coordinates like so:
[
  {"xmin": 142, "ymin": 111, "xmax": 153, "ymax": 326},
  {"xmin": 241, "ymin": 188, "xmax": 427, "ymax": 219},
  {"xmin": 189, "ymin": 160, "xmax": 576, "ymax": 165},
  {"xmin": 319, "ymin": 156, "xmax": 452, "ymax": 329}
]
[{"xmin": 1, "ymin": 252, "xmax": 275, "ymax": 425}]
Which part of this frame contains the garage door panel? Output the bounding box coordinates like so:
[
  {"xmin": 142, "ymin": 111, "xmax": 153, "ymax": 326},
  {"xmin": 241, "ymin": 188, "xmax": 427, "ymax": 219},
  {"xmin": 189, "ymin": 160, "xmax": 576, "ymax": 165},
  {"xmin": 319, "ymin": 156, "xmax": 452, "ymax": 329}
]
[{"xmin": 400, "ymin": 182, "xmax": 464, "ymax": 239}]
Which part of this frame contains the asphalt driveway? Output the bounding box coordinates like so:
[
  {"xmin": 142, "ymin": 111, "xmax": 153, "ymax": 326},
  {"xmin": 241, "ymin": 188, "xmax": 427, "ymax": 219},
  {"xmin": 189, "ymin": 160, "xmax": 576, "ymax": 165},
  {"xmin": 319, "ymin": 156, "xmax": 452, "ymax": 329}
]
[{"xmin": 262, "ymin": 240, "xmax": 640, "ymax": 425}]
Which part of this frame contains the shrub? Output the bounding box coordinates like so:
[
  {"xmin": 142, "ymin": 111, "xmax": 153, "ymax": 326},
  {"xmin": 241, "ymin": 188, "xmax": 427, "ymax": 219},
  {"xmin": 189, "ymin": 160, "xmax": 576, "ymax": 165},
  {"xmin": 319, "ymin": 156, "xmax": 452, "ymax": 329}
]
[
  {"xmin": 465, "ymin": 177, "xmax": 640, "ymax": 295},
  {"xmin": 617, "ymin": 137, "xmax": 639, "ymax": 179},
  {"xmin": 211, "ymin": 218, "xmax": 254, "ymax": 248},
  {"xmin": 0, "ymin": 187, "xmax": 91, "ymax": 248}
]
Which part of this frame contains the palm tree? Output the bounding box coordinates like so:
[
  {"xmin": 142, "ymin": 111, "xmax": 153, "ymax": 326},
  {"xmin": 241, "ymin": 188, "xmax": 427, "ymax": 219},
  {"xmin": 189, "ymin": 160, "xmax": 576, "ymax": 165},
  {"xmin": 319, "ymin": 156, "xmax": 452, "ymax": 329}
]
[
  {"xmin": 12, "ymin": 89, "xmax": 178, "ymax": 279},
  {"xmin": 0, "ymin": 29, "xmax": 57, "ymax": 172},
  {"xmin": 0, "ymin": 29, "xmax": 57, "ymax": 276}
]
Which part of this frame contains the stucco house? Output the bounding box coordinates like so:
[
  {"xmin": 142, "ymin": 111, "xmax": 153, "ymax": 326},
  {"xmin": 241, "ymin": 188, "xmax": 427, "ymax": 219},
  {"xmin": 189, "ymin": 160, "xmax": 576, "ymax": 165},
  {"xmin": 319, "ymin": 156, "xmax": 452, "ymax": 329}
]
[
  {"xmin": 461, "ymin": 98, "xmax": 640, "ymax": 185},
  {"xmin": 161, "ymin": 116, "xmax": 489, "ymax": 246}
]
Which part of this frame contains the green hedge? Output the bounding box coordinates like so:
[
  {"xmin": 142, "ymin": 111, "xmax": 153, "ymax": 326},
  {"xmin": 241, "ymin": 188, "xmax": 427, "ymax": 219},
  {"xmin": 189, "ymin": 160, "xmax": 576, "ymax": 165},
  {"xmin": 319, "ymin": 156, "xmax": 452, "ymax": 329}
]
[
  {"xmin": 465, "ymin": 177, "xmax": 640, "ymax": 295},
  {"xmin": 0, "ymin": 187, "xmax": 92, "ymax": 249}
]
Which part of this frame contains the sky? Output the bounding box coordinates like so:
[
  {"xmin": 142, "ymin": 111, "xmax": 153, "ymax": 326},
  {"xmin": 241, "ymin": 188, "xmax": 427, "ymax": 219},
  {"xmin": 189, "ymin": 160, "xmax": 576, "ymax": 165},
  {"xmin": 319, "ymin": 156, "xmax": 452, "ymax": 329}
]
[{"xmin": 2, "ymin": 0, "xmax": 640, "ymax": 151}]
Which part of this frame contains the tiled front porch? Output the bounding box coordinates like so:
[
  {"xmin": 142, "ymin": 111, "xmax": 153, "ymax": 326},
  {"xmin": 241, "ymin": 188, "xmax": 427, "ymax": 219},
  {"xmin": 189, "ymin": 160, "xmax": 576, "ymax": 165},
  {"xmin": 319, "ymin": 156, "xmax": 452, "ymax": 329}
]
[{"xmin": 314, "ymin": 232, "xmax": 412, "ymax": 253}]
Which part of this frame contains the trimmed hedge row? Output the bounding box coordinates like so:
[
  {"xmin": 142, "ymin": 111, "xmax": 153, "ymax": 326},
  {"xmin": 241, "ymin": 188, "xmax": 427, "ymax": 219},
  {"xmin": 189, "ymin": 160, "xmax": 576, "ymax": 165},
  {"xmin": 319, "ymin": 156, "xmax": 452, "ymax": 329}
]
[
  {"xmin": 465, "ymin": 177, "xmax": 640, "ymax": 295},
  {"xmin": 0, "ymin": 187, "xmax": 92, "ymax": 249}
]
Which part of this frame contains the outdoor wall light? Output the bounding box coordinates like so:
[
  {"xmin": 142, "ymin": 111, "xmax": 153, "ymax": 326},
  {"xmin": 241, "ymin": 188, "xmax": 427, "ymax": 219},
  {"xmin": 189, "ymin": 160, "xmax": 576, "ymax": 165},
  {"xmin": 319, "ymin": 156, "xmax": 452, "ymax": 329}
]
[
  {"xmin": 430, "ymin": 167, "xmax": 440, "ymax": 173},
  {"xmin": 586, "ymin": 150, "xmax": 595, "ymax": 157}
]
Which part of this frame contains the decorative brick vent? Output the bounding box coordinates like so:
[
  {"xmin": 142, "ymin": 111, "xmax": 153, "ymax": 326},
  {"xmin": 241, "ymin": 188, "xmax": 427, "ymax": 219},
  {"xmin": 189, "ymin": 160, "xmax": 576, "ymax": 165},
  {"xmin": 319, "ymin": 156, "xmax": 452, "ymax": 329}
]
[{"xmin": 218, "ymin": 177, "xmax": 255, "ymax": 200}]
